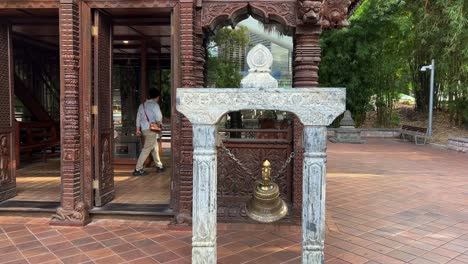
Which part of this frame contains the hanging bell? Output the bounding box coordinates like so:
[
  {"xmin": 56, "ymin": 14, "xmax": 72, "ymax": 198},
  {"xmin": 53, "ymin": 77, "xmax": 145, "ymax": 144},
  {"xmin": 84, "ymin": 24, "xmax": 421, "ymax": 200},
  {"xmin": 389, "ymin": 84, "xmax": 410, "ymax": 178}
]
[{"xmin": 246, "ymin": 160, "xmax": 288, "ymax": 223}]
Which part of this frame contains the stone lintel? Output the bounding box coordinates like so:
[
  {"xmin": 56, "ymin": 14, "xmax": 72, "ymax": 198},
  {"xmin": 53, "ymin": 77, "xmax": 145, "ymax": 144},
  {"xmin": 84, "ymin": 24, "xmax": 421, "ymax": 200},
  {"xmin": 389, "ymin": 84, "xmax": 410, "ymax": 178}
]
[{"xmin": 176, "ymin": 87, "xmax": 346, "ymax": 126}]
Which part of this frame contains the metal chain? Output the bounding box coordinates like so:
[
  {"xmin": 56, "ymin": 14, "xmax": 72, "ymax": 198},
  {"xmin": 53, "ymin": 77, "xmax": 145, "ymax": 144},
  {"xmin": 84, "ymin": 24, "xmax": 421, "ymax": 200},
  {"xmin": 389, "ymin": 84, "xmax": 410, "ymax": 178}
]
[
  {"xmin": 220, "ymin": 142, "xmax": 294, "ymax": 181},
  {"xmin": 272, "ymin": 151, "xmax": 295, "ymax": 182}
]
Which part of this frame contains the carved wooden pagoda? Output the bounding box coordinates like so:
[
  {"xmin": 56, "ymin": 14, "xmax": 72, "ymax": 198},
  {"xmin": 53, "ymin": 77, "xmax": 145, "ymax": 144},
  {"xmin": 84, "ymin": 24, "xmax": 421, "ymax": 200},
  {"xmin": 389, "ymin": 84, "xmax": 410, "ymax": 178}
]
[{"xmin": 0, "ymin": 0, "xmax": 362, "ymax": 226}]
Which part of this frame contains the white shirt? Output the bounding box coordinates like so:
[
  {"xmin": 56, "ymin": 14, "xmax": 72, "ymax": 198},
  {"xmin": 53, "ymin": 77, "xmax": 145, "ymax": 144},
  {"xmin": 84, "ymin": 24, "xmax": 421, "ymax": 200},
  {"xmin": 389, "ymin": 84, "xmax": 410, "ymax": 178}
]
[{"xmin": 136, "ymin": 100, "xmax": 162, "ymax": 131}]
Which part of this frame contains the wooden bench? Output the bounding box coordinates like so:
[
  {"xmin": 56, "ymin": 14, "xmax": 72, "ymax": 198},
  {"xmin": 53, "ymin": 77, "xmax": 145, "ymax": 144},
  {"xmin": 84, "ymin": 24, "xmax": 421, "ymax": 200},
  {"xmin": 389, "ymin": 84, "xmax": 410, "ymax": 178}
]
[
  {"xmin": 400, "ymin": 125, "xmax": 428, "ymax": 145},
  {"xmin": 16, "ymin": 121, "xmax": 60, "ymax": 167}
]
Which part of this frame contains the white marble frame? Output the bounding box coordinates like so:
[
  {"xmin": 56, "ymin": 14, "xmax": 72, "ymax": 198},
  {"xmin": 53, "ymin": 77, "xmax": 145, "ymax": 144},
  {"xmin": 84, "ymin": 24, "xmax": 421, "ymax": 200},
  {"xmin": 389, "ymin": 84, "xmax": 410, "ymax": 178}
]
[{"xmin": 176, "ymin": 87, "xmax": 346, "ymax": 264}]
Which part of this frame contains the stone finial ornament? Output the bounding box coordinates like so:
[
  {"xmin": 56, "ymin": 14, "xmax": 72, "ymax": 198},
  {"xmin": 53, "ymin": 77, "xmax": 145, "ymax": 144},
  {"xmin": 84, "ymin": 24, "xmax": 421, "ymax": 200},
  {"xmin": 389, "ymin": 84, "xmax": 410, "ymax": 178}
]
[
  {"xmin": 319, "ymin": 0, "xmax": 352, "ymax": 29},
  {"xmin": 240, "ymin": 44, "xmax": 278, "ymax": 89}
]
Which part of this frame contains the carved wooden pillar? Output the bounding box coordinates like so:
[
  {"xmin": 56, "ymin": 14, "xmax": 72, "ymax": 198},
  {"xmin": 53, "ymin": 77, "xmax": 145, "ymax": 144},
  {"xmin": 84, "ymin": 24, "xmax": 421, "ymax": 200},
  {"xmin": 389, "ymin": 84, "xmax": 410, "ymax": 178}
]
[
  {"xmin": 193, "ymin": 8, "xmax": 205, "ymax": 87},
  {"xmin": 302, "ymin": 126, "xmax": 327, "ymax": 263},
  {"xmin": 293, "ymin": 25, "xmax": 321, "ymax": 87},
  {"xmin": 51, "ymin": 0, "xmax": 89, "ymax": 226},
  {"xmin": 172, "ymin": 1, "xmax": 197, "ymax": 220},
  {"xmin": 192, "ymin": 124, "xmax": 217, "ymax": 263}
]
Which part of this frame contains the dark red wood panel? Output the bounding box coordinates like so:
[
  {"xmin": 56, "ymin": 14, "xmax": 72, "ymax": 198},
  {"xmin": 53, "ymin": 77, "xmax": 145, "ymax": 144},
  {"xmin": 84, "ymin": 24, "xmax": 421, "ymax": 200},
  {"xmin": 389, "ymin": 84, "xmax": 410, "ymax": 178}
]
[
  {"xmin": 93, "ymin": 11, "xmax": 114, "ymax": 206},
  {"xmin": 0, "ymin": 23, "xmax": 16, "ymax": 202}
]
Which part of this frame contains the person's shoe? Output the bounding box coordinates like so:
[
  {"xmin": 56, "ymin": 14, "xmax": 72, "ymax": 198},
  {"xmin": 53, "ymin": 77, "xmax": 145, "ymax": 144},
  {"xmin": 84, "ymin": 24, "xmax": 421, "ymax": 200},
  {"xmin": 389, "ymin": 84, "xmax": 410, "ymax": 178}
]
[
  {"xmin": 156, "ymin": 167, "xmax": 166, "ymax": 173},
  {"xmin": 133, "ymin": 169, "xmax": 147, "ymax": 176}
]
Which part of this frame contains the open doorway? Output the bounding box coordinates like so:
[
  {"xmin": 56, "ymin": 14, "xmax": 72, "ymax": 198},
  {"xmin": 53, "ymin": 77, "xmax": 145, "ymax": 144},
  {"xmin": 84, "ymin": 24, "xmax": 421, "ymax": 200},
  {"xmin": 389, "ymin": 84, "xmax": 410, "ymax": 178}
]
[
  {"xmin": 0, "ymin": 8, "xmax": 61, "ymax": 210},
  {"xmin": 90, "ymin": 8, "xmax": 173, "ymax": 213}
]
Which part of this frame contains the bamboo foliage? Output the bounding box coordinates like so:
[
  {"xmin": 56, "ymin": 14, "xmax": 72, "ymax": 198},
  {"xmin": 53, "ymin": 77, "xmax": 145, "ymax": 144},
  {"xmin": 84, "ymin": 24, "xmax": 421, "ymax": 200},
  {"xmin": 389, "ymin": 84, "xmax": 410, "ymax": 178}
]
[{"xmin": 320, "ymin": 0, "xmax": 467, "ymax": 127}]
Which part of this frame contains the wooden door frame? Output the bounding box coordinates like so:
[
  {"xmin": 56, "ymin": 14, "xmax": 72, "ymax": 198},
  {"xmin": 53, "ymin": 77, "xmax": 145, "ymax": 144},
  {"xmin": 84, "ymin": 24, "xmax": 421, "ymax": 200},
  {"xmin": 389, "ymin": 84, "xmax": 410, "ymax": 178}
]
[
  {"xmin": 0, "ymin": 22, "xmax": 16, "ymax": 202},
  {"xmin": 80, "ymin": 3, "xmax": 179, "ymax": 210}
]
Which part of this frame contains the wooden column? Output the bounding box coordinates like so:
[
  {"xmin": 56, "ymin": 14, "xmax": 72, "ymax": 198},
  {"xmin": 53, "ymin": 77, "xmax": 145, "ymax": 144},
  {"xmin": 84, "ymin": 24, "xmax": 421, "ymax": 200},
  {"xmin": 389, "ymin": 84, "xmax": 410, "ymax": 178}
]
[
  {"xmin": 171, "ymin": 1, "xmax": 198, "ymax": 221},
  {"xmin": 192, "ymin": 124, "xmax": 217, "ymax": 263},
  {"xmin": 80, "ymin": 1, "xmax": 93, "ymax": 209},
  {"xmin": 302, "ymin": 126, "xmax": 327, "ymax": 263},
  {"xmin": 293, "ymin": 25, "xmax": 321, "ymax": 87},
  {"xmin": 156, "ymin": 45, "xmax": 162, "ymax": 90},
  {"xmin": 140, "ymin": 39, "xmax": 148, "ymax": 102},
  {"xmin": 51, "ymin": 0, "xmax": 89, "ymax": 226},
  {"xmin": 0, "ymin": 22, "xmax": 17, "ymax": 203}
]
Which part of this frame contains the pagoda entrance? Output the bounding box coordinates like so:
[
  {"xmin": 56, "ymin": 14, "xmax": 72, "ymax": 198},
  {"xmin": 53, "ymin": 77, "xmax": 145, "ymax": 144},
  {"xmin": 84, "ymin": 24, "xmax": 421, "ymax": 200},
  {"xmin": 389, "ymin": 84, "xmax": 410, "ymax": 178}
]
[
  {"xmin": 86, "ymin": 7, "xmax": 174, "ymax": 214},
  {"xmin": 0, "ymin": 8, "xmax": 61, "ymax": 210}
]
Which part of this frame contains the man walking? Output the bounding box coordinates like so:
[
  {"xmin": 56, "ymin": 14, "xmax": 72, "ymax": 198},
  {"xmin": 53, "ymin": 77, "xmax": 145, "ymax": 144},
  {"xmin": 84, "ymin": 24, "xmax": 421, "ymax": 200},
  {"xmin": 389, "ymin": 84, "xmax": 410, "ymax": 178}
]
[{"xmin": 133, "ymin": 89, "xmax": 165, "ymax": 176}]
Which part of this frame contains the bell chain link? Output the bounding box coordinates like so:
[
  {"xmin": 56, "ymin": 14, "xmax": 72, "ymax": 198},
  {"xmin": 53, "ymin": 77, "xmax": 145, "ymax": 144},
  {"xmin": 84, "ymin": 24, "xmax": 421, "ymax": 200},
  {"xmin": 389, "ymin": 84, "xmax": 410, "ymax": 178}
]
[{"xmin": 220, "ymin": 142, "xmax": 294, "ymax": 181}]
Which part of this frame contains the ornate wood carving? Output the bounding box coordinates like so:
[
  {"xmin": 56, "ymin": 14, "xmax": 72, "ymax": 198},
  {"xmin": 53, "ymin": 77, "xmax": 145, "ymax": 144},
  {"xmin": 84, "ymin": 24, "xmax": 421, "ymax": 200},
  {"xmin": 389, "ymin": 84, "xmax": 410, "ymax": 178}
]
[
  {"xmin": 319, "ymin": 0, "xmax": 352, "ymax": 29},
  {"xmin": 217, "ymin": 141, "xmax": 293, "ymax": 222},
  {"xmin": 293, "ymin": 26, "xmax": 321, "ymax": 87},
  {"xmin": 53, "ymin": 0, "xmax": 89, "ymax": 226},
  {"xmin": 201, "ymin": 2, "xmax": 296, "ymax": 32},
  {"xmin": 85, "ymin": 0, "xmax": 176, "ymax": 8},
  {"xmin": 172, "ymin": 2, "xmax": 198, "ymax": 218},
  {"xmin": 297, "ymin": 0, "xmax": 321, "ymax": 25},
  {"xmin": 170, "ymin": 4, "xmax": 181, "ymax": 211},
  {"xmin": 202, "ymin": 3, "xmax": 248, "ymax": 30},
  {"xmin": 291, "ymin": 117, "xmax": 303, "ymax": 222},
  {"xmin": 0, "ymin": 22, "xmax": 15, "ymax": 202},
  {"xmin": 51, "ymin": 202, "xmax": 89, "ymax": 223},
  {"xmin": 93, "ymin": 10, "xmax": 115, "ymax": 207},
  {"xmin": 0, "ymin": 0, "xmax": 59, "ymax": 9},
  {"xmin": 249, "ymin": 2, "xmax": 296, "ymax": 28},
  {"xmin": 0, "ymin": 134, "xmax": 15, "ymax": 202},
  {"xmin": 180, "ymin": 3, "xmax": 195, "ymax": 88},
  {"xmin": 80, "ymin": 1, "xmax": 93, "ymax": 209}
]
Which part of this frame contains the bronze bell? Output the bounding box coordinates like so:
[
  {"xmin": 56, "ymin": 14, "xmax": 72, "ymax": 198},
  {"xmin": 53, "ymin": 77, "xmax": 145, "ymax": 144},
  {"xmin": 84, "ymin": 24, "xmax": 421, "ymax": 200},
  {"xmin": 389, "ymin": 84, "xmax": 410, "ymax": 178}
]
[{"xmin": 246, "ymin": 160, "xmax": 288, "ymax": 223}]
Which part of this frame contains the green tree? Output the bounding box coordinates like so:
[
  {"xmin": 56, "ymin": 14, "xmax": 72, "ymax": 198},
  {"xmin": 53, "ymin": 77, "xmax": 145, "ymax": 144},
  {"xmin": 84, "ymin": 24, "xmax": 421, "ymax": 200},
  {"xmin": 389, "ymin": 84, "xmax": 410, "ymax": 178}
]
[
  {"xmin": 320, "ymin": 0, "xmax": 468, "ymax": 127},
  {"xmin": 320, "ymin": 0, "xmax": 409, "ymax": 127},
  {"xmin": 406, "ymin": 0, "xmax": 467, "ymax": 125},
  {"xmin": 207, "ymin": 27, "xmax": 250, "ymax": 135}
]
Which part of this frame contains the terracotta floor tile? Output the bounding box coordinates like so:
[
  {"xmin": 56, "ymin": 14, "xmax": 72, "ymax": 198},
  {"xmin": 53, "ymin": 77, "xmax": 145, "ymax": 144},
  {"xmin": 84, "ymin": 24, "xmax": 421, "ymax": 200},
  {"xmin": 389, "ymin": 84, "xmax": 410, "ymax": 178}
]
[
  {"xmin": 338, "ymin": 252, "xmax": 369, "ymax": 264},
  {"xmin": 85, "ymin": 247, "xmax": 115, "ymax": 260},
  {"xmin": 386, "ymin": 249, "xmax": 417, "ymax": 262},
  {"xmin": 1, "ymin": 251, "xmax": 24, "ymax": 263},
  {"xmin": 128, "ymin": 257, "xmax": 160, "ymax": 264},
  {"xmin": 118, "ymin": 248, "xmax": 148, "ymax": 261},
  {"xmin": 21, "ymin": 246, "xmax": 51, "ymax": 258},
  {"xmin": 46, "ymin": 241, "xmax": 75, "ymax": 252},
  {"xmin": 61, "ymin": 254, "xmax": 92, "ymax": 264},
  {"xmin": 52, "ymin": 247, "xmax": 82, "ymax": 258},
  {"xmin": 1, "ymin": 140, "xmax": 468, "ymax": 263},
  {"xmin": 27, "ymin": 252, "xmax": 59, "ymax": 264},
  {"xmin": 152, "ymin": 251, "xmax": 183, "ymax": 263},
  {"xmin": 94, "ymin": 255, "xmax": 126, "ymax": 264}
]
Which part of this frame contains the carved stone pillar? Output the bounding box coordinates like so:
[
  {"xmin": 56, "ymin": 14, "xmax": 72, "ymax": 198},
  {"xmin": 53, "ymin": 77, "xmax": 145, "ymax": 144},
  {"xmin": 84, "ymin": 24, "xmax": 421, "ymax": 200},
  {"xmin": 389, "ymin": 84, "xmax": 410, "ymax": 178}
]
[
  {"xmin": 177, "ymin": 87, "xmax": 345, "ymax": 263},
  {"xmin": 51, "ymin": 0, "xmax": 89, "ymax": 226},
  {"xmin": 302, "ymin": 126, "xmax": 327, "ymax": 263},
  {"xmin": 292, "ymin": 25, "xmax": 322, "ymax": 222},
  {"xmin": 191, "ymin": 124, "xmax": 217, "ymax": 263}
]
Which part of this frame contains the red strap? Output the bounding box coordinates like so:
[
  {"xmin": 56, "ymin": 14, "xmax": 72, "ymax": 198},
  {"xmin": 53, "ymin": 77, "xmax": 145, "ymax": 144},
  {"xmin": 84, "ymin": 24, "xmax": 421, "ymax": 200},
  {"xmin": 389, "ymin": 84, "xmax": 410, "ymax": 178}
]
[{"xmin": 143, "ymin": 102, "xmax": 151, "ymax": 123}]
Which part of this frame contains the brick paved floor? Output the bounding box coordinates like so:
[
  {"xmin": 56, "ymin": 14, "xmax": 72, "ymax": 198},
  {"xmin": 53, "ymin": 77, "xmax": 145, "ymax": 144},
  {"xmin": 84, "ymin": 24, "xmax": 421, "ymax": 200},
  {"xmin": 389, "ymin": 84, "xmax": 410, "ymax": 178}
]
[{"xmin": 1, "ymin": 139, "xmax": 468, "ymax": 264}]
